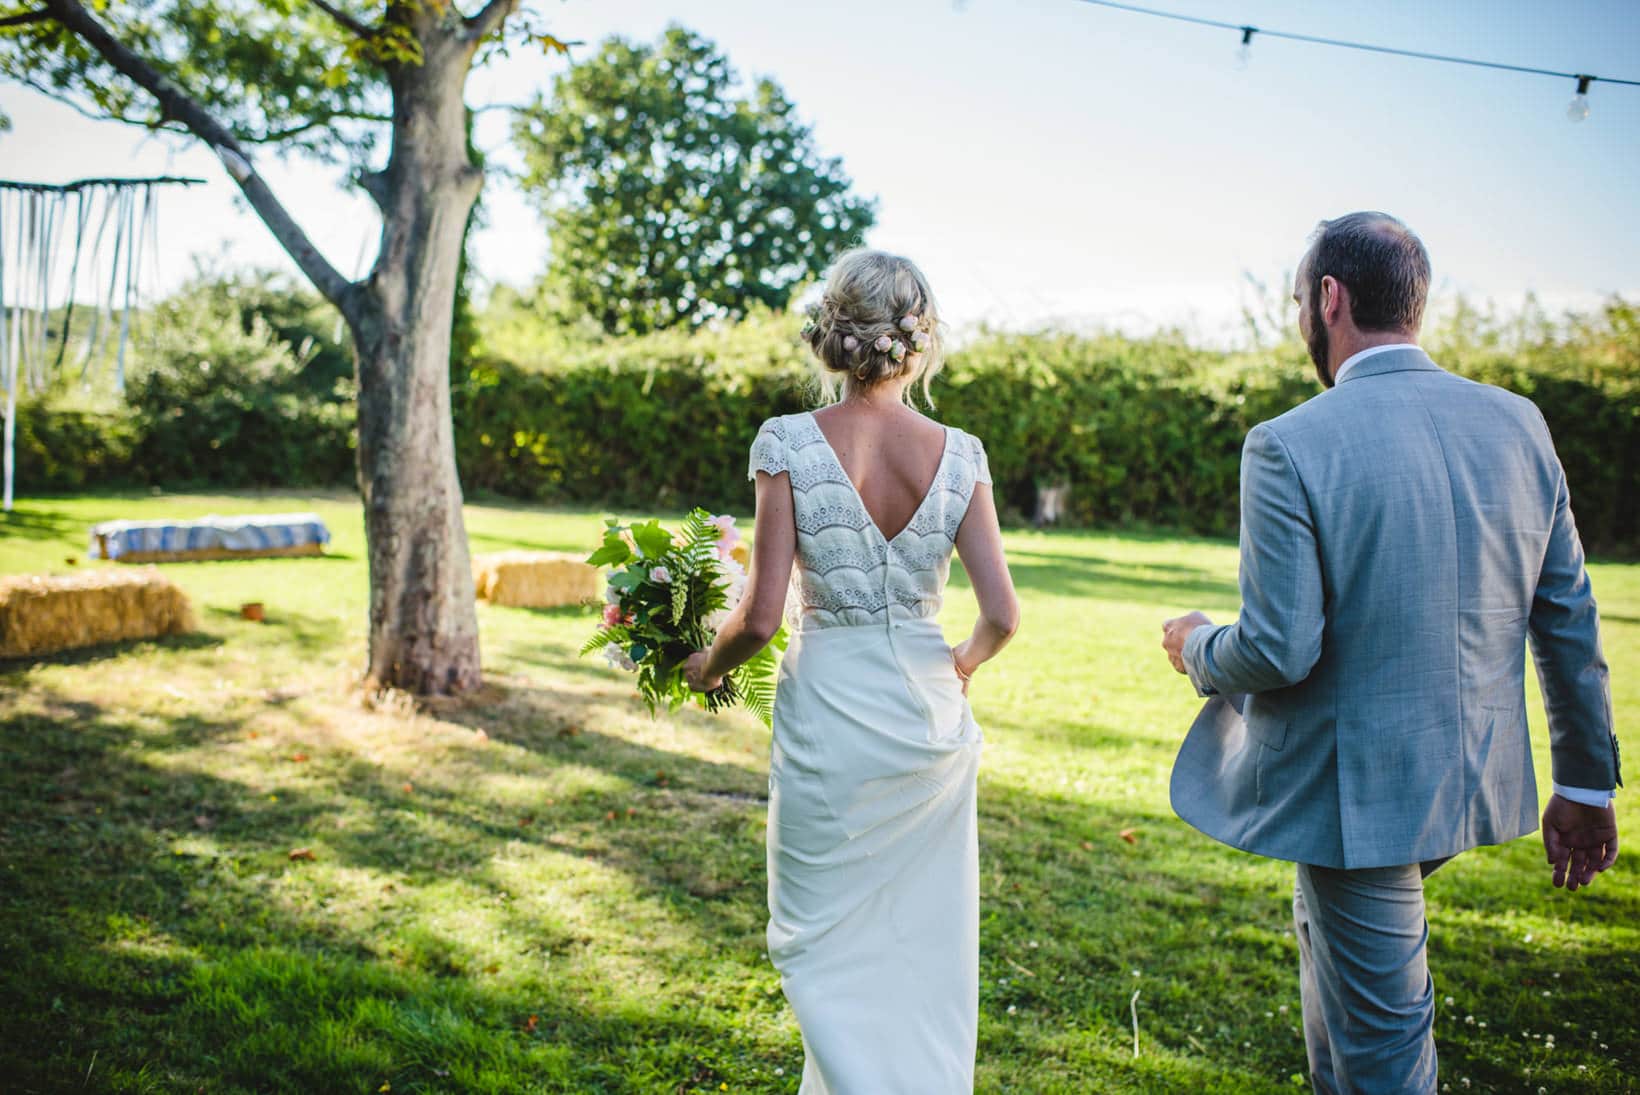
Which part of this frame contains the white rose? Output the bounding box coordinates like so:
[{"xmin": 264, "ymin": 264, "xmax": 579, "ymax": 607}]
[{"xmin": 602, "ymin": 642, "xmax": 637, "ymax": 672}]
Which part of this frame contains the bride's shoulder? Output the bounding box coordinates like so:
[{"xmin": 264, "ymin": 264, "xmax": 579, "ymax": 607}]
[
  {"xmin": 943, "ymin": 424, "xmax": 992, "ymax": 484},
  {"xmin": 753, "ymin": 412, "xmax": 815, "ymax": 445}
]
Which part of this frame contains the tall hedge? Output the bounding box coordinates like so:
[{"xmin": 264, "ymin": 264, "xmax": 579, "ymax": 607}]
[
  {"xmin": 13, "ymin": 291, "xmax": 1639, "ymax": 556},
  {"xmin": 456, "ymin": 305, "xmax": 1637, "ymax": 553}
]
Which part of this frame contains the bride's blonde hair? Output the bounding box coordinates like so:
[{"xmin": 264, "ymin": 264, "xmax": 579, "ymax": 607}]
[{"xmin": 801, "ymin": 249, "xmax": 946, "ymax": 405}]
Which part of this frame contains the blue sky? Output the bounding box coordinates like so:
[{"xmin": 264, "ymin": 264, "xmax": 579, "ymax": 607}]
[{"xmin": 3, "ymin": 0, "xmax": 1637, "ymax": 342}]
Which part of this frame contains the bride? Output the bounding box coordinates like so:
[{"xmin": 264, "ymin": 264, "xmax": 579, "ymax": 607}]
[{"xmin": 685, "ymin": 249, "xmax": 1020, "ymax": 1092}]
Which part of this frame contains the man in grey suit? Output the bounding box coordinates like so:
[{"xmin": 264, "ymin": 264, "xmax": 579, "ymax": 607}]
[{"xmin": 1160, "ymin": 212, "xmax": 1621, "ymax": 1094}]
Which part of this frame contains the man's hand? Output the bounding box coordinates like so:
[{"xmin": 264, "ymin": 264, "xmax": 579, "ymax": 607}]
[
  {"xmin": 1542, "ymin": 793, "xmax": 1619, "ymax": 891},
  {"xmin": 683, "ymin": 651, "xmax": 723, "ymax": 694},
  {"xmin": 1162, "ymin": 612, "xmax": 1214, "ymax": 675}
]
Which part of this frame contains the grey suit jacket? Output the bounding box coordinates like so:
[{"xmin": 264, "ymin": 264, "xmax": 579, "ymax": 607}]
[{"xmin": 1173, "ymin": 347, "xmax": 1620, "ymax": 869}]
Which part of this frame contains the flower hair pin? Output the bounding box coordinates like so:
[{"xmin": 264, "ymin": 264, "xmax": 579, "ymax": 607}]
[
  {"xmin": 889, "ymin": 340, "xmax": 907, "ymax": 362},
  {"xmin": 873, "ymin": 334, "xmax": 894, "ymax": 353},
  {"xmin": 842, "ymin": 335, "xmax": 860, "ymax": 351},
  {"xmin": 898, "ymin": 314, "xmax": 919, "ymax": 333}
]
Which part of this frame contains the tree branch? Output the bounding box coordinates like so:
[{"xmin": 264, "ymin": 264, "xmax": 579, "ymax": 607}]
[
  {"xmin": 308, "ymin": 0, "xmax": 374, "ymax": 40},
  {"xmin": 0, "ymin": 8, "xmax": 50, "ymax": 28},
  {"xmin": 14, "ymin": 74, "xmax": 177, "ymax": 131},
  {"xmin": 461, "ymin": 0, "xmax": 519, "ymax": 47},
  {"xmin": 41, "ymin": 0, "xmax": 360, "ymax": 315},
  {"xmin": 18, "ymin": 74, "xmax": 386, "ymax": 146},
  {"xmin": 248, "ymin": 109, "xmax": 392, "ymax": 144}
]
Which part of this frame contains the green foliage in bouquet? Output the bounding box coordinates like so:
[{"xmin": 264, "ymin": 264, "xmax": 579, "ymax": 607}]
[{"xmin": 581, "ymin": 509, "xmax": 785, "ymax": 726}]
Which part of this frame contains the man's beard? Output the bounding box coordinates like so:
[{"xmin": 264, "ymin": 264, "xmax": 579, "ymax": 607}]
[{"xmin": 1306, "ymin": 292, "xmax": 1332, "ymax": 388}]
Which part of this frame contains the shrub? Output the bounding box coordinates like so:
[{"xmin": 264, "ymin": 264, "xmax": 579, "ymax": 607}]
[{"xmin": 15, "ymin": 281, "xmax": 1637, "ymax": 557}]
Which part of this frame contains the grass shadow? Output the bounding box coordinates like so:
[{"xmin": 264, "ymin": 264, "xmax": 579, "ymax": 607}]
[{"xmin": 0, "ymin": 631, "xmax": 222, "ymax": 677}]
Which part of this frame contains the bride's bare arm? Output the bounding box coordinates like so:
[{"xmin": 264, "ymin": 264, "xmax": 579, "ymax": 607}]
[
  {"xmin": 951, "ymin": 483, "xmax": 1019, "ymax": 686},
  {"xmin": 686, "ymin": 471, "xmax": 798, "ymax": 690}
]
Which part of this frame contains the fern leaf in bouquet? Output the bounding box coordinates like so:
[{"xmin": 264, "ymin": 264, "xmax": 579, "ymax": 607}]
[{"xmin": 582, "ymin": 509, "xmax": 783, "ymax": 727}]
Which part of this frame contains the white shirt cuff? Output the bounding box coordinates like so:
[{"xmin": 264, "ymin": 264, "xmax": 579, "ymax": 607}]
[{"xmin": 1553, "ymin": 782, "xmax": 1616, "ymax": 808}]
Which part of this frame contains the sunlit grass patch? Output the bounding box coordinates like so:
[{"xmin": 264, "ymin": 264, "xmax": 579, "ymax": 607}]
[{"xmin": 1, "ymin": 492, "xmax": 1635, "ymax": 1092}]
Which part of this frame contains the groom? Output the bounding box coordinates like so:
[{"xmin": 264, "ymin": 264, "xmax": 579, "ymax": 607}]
[{"xmin": 1160, "ymin": 212, "xmax": 1621, "ymax": 1094}]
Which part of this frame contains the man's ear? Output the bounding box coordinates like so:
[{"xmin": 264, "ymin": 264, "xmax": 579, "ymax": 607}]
[{"xmin": 1320, "ymin": 275, "xmax": 1345, "ymax": 326}]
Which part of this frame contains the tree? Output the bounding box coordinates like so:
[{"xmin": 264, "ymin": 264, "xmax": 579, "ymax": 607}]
[
  {"xmin": 2, "ymin": 0, "xmax": 569, "ymax": 694},
  {"xmin": 514, "ymin": 25, "xmax": 875, "ymax": 336}
]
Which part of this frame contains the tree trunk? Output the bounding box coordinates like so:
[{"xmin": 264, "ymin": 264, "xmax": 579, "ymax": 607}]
[
  {"xmin": 350, "ymin": 28, "xmax": 484, "ymax": 694},
  {"xmin": 37, "ymin": 0, "xmax": 523, "ymax": 695}
]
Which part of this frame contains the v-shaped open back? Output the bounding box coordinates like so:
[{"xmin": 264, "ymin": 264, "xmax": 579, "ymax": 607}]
[
  {"xmin": 806, "ymin": 411, "xmax": 952, "ymax": 545},
  {"xmin": 747, "ymin": 412, "xmax": 993, "ymax": 631}
]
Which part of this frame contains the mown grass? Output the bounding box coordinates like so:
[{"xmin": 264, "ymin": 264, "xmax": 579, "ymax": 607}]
[{"xmin": 1, "ymin": 491, "xmax": 1635, "ymax": 1094}]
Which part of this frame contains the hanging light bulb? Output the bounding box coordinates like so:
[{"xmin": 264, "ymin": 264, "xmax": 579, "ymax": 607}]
[
  {"xmin": 1237, "ymin": 26, "xmax": 1256, "ymax": 70},
  {"xmin": 1566, "ymin": 75, "xmax": 1592, "ymax": 123}
]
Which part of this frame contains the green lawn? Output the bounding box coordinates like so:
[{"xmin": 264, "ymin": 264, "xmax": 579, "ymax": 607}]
[{"xmin": 1, "ymin": 492, "xmax": 1635, "ymax": 1094}]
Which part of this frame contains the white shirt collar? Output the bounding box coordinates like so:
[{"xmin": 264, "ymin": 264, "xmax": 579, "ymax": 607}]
[{"xmin": 1334, "ymin": 342, "xmax": 1419, "ymax": 385}]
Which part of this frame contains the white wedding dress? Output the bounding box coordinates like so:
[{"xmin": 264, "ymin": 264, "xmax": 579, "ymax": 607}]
[{"xmin": 748, "ymin": 411, "xmax": 989, "ymax": 1093}]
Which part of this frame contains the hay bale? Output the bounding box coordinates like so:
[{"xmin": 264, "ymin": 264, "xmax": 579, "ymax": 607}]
[
  {"xmin": 108, "ymin": 542, "xmax": 326, "ymax": 565},
  {"xmin": 0, "ymin": 568, "xmax": 195, "ymax": 659},
  {"xmin": 473, "ymin": 551, "xmax": 600, "ymax": 608}
]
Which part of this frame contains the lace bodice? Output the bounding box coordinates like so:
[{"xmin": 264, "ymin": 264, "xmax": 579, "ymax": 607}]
[{"xmin": 747, "ymin": 411, "xmax": 991, "ymax": 631}]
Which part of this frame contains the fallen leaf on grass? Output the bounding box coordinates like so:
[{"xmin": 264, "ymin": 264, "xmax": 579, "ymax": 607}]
[
  {"xmin": 523, "ymin": 1014, "xmax": 539, "ymax": 1033},
  {"xmin": 1119, "ymin": 828, "xmax": 1139, "ymax": 845},
  {"xmin": 288, "ymin": 847, "xmax": 316, "ymax": 861},
  {"xmin": 556, "ymin": 725, "xmax": 581, "ymax": 738},
  {"xmin": 289, "ymin": 753, "xmax": 309, "ymax": 763},
  {"xmin": 402, "ymin": 782, "xmax": 414, "ymax": 794},
  {"xmin": 1080, "ymin": 841, "xmax": 1094, "ymax": 851},
  {"xmin": 519, "ymin": 815, "xmax": 535, "ymax": 827},
  {"xmin": 484, "ymin": 963, "xmax": 500, "ymax": 974}
]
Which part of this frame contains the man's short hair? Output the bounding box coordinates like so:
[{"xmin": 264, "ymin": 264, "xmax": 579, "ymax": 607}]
[{"xmin": 1307, "ymin": 212, "xmax": 1431, "ymax": 334}]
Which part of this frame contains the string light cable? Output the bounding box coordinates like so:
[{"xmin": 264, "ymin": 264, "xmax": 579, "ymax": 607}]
[{"xmin": 1067, "ymin": 0, "xmax": 1640, "ymax": 122}]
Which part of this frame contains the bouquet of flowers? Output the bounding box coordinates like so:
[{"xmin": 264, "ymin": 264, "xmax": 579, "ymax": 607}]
[{"xmin": 581, "ymin": 509, "xmax": 784, "ymax": 726}]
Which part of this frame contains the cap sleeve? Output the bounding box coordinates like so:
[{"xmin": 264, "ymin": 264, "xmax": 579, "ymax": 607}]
[
  {"xmin": 748, "ymin": 417, "xmax": 789, "ymax": 480},
  {"xmin": 966, "ymin": 431, "xmax": 992, "ymax": 485}
]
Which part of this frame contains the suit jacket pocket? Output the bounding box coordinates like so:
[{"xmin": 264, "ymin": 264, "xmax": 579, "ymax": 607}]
[{"xmin": 1247, "ymin": 716, "xmax": 1288, "ymax": 752}]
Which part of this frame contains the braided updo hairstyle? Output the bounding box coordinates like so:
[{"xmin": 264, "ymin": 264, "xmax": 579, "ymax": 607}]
[{"xmin": 801, "ymin": 249, "xmax": 945, "ymax": 405}]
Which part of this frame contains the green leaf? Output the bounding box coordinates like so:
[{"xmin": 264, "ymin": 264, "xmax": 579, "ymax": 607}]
[
  {"xmin": 587, "ymin": 526, "xmax": 632, "ymax": 567},
  {"xmin": 579, "ymin": 628, "xmax": 618, "ymax": 657},
  {"xmin": 587, "ymin": 541, "xmax": 631, "ymax": 567},
  {"xmin": 631, "ymin": 520, "xmax": 674, "ymax": 560}
]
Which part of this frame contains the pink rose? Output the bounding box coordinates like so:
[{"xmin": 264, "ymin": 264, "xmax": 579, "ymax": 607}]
[
  {"xmin": 873, "ymin": 334, "xmax": 893, "ymax": 353},
  {"xmin": 602, "ymin": 603, "xmax": 631, "ymax": 628},
  {"xmin": 708, "ymin": 514, "xmax": 741, "ymax": 546}
]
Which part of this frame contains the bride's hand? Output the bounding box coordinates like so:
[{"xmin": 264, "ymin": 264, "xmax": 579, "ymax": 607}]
[
  {"xmin": 950, "ymin": 641, "xmax": 976, "ymax": 696},
  {"xmin": 683, "ymin": 651, "xmax": 723, "ymax": 693}
]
